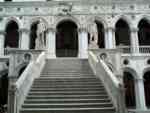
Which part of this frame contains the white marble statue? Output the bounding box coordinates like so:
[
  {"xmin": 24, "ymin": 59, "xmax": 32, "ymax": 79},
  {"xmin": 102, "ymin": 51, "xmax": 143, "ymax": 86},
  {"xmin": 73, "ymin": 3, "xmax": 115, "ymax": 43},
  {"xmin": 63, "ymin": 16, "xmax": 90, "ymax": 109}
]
[
  {"xmin": 35, "ymin": 20, "xmax": 47, "ymax": 49},
  {"xmin": 89, "ymin": 22, "xmax": 99, "ymax": 49}
]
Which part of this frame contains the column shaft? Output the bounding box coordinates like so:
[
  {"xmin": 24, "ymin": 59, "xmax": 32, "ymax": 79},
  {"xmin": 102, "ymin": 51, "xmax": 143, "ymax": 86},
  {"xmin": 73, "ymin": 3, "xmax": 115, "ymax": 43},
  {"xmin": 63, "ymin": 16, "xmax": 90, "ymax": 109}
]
[
  {"xmin": 135, "ymin": 78, "xmax": 147, "ymax": 110},
  {"xmin": 0, "ymin": 31, "xmax": 5, "ymax": 55},
  {"xmin": 105, "ymin": 28, "xmax": 115, "ymax": 49},
  {"xmin": 20, "ymin": 29, "xmax": 30, "ymax": 50},
  {"xmin": 130, "ymin": 28, "xmax": 139, "ymax": 53},
  {"xmin": 78, "ymin": 28, "xmax": 88, "ymax": 58},
  {"xmin": 46, "ymin": 28, "xmax": 56, "ymax": 58}
]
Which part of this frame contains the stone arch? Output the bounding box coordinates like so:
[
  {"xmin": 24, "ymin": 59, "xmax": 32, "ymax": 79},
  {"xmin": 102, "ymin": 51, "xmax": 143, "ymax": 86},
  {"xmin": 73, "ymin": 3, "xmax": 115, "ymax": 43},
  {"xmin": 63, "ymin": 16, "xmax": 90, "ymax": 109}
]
[
  {"xmin": 4, "ymin": 17, "xmax": 21, "ymax": 29},
  {"xmin": 136, "ymin": 15, "xmax": 150, "ymax": 28},
  {"xmin": 56, "ymin": 20, "xmax": 78, "ymax": 57},
  {"xmin": 29, "ymin": 17, "xmax": 47, "ymax": 49},
  {"xmin": 123, "ymin": 67, "xmax": 136, "ymax": 108},
  {"xmin": 113, "ymin": 15, "xmax": 132, "ymax": 29},
  {"xmin": 54, "ymin": 16, "xmax": 80, "ymax": 29},
  {"xmin": 88, "ymin": 16, "xmax": 108, "ymax": 29},
  {"xmin": 4, "ymin": 20, "xmax": 20, "ymax": 48},
  {"xmin": 123, "ymin": 67, "xmax": 138, "ymax": 79},
  {"xmin": 143, "ymin": 67, "xmax": 150, "ymax": 107},
  {"xmin": 137, "ymin": 17, "xmax": 150, "ymax": 46},
  {"xmin": 115, "ymin": 18, "xmax": 131, "ymax": 46},
  {"xmin": 29, "ymin": 17, "xmax": 48, "ymax": 29}
]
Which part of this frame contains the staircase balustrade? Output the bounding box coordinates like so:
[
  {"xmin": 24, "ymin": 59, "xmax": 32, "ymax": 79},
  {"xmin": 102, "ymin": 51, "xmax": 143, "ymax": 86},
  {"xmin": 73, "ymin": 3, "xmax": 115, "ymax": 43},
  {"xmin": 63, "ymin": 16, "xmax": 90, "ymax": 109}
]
[
  {"xmin": 89, "ymin": 51, "xmax": 127, "ymax": 113},
  {"xmin": 8, "ymin": 52, "xmax": 46, "ymax": 113}
]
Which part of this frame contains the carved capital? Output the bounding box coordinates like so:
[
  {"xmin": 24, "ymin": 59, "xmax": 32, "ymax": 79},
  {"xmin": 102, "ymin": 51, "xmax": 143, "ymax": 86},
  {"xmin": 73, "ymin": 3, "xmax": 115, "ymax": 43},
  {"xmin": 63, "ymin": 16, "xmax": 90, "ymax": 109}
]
[
  {"xmin": 78, "ymin": 27, "xmax": 88, "ymax": 32},
  {"xmin": 105, "ymin": 27, "xmax": 115, "ymax": 32},
  {"xmin": 47, "ymin": 27, "xmax": 56, "ymax": 33},
  {"xmin": 19, "ymin": 28, "xmax": 30, "ymax": 34},
  {"xmin": 130, "ymin": 27, "xmax": 138, "ymax": 32}
]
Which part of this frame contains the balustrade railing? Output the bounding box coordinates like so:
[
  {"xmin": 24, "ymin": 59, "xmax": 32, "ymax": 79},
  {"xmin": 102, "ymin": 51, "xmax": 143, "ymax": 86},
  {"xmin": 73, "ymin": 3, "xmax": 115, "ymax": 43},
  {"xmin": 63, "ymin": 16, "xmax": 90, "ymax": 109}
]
[
  {"xmin": 118, "ymin": 46, "xmax": 150, "ymax": 54},
  {"xmin": 8, "ymin": 52, "xmax": 46, "ymax": 113},
  {"xmin": 89, "ymin": 51, "xmax": 127, "ymax": 113}
]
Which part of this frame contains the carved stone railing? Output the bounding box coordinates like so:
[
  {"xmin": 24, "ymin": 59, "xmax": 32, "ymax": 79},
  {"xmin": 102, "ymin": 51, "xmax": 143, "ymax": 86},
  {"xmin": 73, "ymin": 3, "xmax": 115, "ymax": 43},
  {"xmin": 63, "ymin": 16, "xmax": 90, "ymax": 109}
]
[
  {"xmin": 117, "ymin": 46, "xmax": 131, "ymax": 53},
  {"xmin": 118, "ymin": 46, "xmax": 150, "ymax": 54},
  {"xmin": 139, "ymin": 46, "xmax": 150, "ymax": 53},
  {"xmin": 89, "ymin": 51, "xmax": 127, "ymax": 113},
  {"xmin": 8, "ymin": 52, "xmax": 46, "ymax": 113}
]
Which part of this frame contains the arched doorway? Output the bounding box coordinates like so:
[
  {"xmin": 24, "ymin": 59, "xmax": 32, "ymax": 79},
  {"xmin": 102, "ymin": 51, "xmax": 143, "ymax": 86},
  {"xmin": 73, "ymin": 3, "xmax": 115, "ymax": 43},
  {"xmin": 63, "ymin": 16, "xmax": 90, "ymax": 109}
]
[
  {"xmin": 0, "ymin": 71, "xmax": 8, "ymax": 108},
  {"xmin": 56, "ymin": 20, "xmax": 78, "ymax": 57},
  {"xmin": 123, "ymin": 71, "xmax": 136, "ymax": 108},
  {"xmin": 5, "ymin": 21, "xmax": 19, "ymax": 48},
  {"xmin": 144, "ymin": 71, "xmax": 150, "ymax": 107},
  {"xmin": 138, "ymin": 19, "xmax": 150, "ymax": 46},
  {"xmin": 29, "ymin": 21, "xmax": 39, "ymax": 49},
  {"xmin": 115, "ymin": 19, "xmax": 130, "ymax": 46},
  {"xmin": 95, "ymin": 20, "xmax": 105, "ymax": 48}
]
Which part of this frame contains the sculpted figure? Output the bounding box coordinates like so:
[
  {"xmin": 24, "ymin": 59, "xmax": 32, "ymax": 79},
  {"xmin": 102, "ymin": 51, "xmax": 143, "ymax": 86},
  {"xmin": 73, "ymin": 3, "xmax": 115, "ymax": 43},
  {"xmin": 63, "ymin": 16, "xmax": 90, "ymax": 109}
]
[
  {"xmin": 89, "ymin": 22, "xmax": 99, "ymax": 49},
  {"xmin": 35, "ymin": 20, "xmax": 46, "ymax": 49}
]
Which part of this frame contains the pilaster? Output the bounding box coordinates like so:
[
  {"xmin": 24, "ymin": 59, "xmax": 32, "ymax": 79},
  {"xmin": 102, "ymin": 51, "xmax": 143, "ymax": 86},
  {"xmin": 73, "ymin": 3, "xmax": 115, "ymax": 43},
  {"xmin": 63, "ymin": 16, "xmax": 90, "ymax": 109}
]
[
  {"xmin": 46, "ymin": 27, "xmax": 56, "ymax": 58},
  {"xmin": 130, "ymin": 27, "xmax": 139, "ymax": 54},
  {"xmin": 78, "ymin": 27, "xmax": 88, "ymax": 59},
  {"xmin": 0, "ymin": 31, "xmax": 5, "ymax": 56},
  {"xmin": 105, "ymin": 27, "xmax": 116, "ymax": 49},
  {"xmin": 19, "ymin": 28, "xmax": 30, "ymax": 50}
]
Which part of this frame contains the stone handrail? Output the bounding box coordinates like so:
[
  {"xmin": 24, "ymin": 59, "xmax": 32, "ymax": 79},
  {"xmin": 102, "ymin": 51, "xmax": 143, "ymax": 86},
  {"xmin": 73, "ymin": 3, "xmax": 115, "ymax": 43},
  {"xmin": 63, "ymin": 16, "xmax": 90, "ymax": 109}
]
[
  {"xmin": 8, "ymin": 52, "xmax": 46, "ymax": 113},
  {"xmin": 89, "ymin": 51, "xmax": 126, "ymax": 113}
]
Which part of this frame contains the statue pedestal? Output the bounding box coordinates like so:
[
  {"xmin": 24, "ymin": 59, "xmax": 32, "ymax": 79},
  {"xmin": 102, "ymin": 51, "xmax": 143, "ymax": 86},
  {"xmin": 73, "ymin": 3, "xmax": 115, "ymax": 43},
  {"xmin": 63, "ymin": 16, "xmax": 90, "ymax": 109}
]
[{"xmin": 89, "ymin": 42, "xmax": 99, "ymax": 49}]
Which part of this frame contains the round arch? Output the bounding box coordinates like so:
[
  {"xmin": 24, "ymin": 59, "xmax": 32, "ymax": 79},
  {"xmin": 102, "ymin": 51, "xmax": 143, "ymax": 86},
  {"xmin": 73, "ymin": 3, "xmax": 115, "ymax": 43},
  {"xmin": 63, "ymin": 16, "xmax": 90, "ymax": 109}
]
[
  {"xmin": 5, "ymin": 20, "xmax": 19, "ymax": 48},
  {"xmin": 4, "ymin": 17, "xmax": 21, "ymax": 30},
  {"xmin": 123, "ymin": 68, "xmax": 136, "ymax": 108},
  {"xmin": 56, "ymin": 20, "xmax": 78, "ymax": 57},
  {"xmin": 143, "ymin": 69, "xmax": 150, "ymax": 107},
  {"xmin": 138, "ymin": 18, "xmax": 150, "ymax": 46},
  {"xmin": 29, "ymin": 17, "xmax": 48, "ymax": 29},
  {"xmin": 54, "ymin": 16, "xmax": 80, "ymax": 29},
  {"xmin": 113, "ymin": 15, "xmax": 132, "ymax": 29},
  {"xmin": 115, "ymin": 18, "xmax": 131, "ymax": 46}
]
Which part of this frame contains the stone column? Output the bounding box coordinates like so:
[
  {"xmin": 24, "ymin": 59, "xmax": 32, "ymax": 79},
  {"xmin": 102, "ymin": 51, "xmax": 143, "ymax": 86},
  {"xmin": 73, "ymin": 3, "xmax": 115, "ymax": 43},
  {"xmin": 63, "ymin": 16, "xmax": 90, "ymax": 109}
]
[
  {"xmin": 46, "ymin": 28, "xmax": 56, "ymax": 58},
  {"xmin": 20, "ymin": 28, "xmax": 30, "ymax": 50},
  {"xmin": 105, "ymin": 27, "xmax": 115, "ymax": 49},
  {"xmin": 130, "ymin": 28, "xmax": 139, "ymax": 53},
  {"xmin": 0, "ymin": 31, "xmax": 5, "ymax": 56},
  {"xmin": 135, "ymin": 77, "xmax": 147, "ymax": 110},
  {"xmin": 78, "ymin": 27, "xmax": 88, "ymax": 59}
]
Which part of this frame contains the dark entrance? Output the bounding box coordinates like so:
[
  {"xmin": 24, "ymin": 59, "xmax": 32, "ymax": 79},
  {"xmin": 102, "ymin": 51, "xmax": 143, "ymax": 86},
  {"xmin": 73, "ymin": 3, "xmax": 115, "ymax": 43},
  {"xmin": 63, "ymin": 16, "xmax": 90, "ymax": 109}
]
[
  {"xmin": 56, "ymin": 20, "xmax": 78, "ymax": 57},
  {"xmin": 5, "ymin": 21, "xmax": 19, "ymax": 48},
  {"xmin": 123, "ymin": 71, "xmax": 136, "ymax": 108},
  {"xmin": 144, "ymin": 71, "xmax": 150, "ymax": 108}
]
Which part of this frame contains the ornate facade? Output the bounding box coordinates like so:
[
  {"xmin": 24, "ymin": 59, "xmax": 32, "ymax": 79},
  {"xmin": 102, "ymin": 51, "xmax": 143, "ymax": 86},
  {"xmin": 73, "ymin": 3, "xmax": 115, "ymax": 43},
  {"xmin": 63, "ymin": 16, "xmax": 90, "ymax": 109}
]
[{"xmin": 0, "ymin": 0, "xmax": 150, "ymax": 113}]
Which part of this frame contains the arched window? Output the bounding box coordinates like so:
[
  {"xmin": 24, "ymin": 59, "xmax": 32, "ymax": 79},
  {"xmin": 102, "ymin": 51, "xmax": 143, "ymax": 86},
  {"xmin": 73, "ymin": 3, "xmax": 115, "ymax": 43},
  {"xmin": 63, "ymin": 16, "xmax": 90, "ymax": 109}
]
[
  {"xmin": 115, "ymin": 19, "xmax": 130, "ymax": 46},
  {"xmin": 144, "ymin": 71, "xmax": 150, "ymax": 107},
  {"xmin": 138, "ymin": 19, "xmax": 150, "ymax": 45},
  {"xmin": 95, "ymin": 20, "xmax": 105, "ymax": 48},
  {"xmin": 123, "ymin": 71, "xmax": 136, "ymax": 108},
  {"xmin": 5, "ymin": 20, "xmax": 19, "ymax": 48}
]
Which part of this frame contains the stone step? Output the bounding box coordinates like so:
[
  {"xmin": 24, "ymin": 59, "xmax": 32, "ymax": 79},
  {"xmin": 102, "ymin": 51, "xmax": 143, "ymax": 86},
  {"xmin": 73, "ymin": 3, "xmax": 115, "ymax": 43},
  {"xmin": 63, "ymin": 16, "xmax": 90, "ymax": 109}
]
[
  {"xmin": 30, "ymin": 87, "xmax": 105, "ymax": 92},
  {"xmin": 24, "ymin": 98, "xmax": 111, "ymax": 104},
  {"xmin": 22, "ymin": 102, "xmax": 113, "ymax": 108},
  {"xmin": 20, "ymin": 107, "xmax": 115, "ymax": 113},
  {"xmin": 28, "ymin": 91, "xmax": 107, "ymax": 96},
  {"xmin": 26, "ymin": 95, "xmax": 109, "ymax": 99}
]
